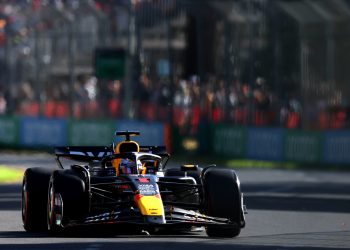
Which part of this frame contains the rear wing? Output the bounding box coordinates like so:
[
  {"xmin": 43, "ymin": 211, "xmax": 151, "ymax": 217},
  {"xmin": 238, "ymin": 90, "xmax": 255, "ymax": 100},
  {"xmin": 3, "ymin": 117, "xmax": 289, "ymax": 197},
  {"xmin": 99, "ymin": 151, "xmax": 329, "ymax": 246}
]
[
  {"xmin": 54, "ymin": 146, "xmax": 113, "ymax": 162},
  {"xmin": 54, "ymin": 145, "xmax": 168, "ymax": 162},
  {"xmin": 139, "ymin": 146, "xmax": 167, "ymax": 155}
]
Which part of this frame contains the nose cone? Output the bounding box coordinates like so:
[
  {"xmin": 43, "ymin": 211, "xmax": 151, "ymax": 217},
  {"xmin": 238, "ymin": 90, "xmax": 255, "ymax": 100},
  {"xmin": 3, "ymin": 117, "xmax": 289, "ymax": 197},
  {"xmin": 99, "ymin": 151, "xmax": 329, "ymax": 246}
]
[
  {"xmin": 134, "ymin": 194, "xmax": 166, "ymax": 224},
  {"xmin": 144, "ymin": 215, "xmax": 166, "ymax": 224}
]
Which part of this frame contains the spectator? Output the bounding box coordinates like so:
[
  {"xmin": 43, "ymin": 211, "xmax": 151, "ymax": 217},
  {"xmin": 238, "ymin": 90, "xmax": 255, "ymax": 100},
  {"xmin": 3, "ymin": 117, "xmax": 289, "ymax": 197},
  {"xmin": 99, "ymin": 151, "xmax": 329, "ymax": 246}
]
[
  {"xmin": 137, "ymin": 73, "xmax": 152, "ymax": 120},
  {"xmin": 253, "ymin": 87, "xmax": 270, "ymax": 126},
  {"xmin": 190, "ymin": 80, "xmax": 201, "ymax": 134},
  {"xmin": 107, "ymin": 80, "xmax": 123, "ymax": 118},
  {"xmin": 73, "ymin": 79, "xmax": 89, "ymax": 119},
  {"xmin": 157, "ymin": 78, "xmax": 171, "ymax": 121},
  {"xmin": 286, "ymin": 97, "xmax": 302, "ymax": 129},
  {"xmin": 17, "ymin": 82, "xmax": 39, "ymax": 117},
  {"xmin": 227, "ymin": 83, "xmax": 239, "ymax": 122},
  {"xmin": 212, "ymin": 80, "xmax": 226, "ymax": 123},
  {"xmin": 317, "ymin": 101, "xmax": 329, "ymax": 129},
  {"xmin": 0, "ymin": 93, "xmax": 7, "ymax": 114}
]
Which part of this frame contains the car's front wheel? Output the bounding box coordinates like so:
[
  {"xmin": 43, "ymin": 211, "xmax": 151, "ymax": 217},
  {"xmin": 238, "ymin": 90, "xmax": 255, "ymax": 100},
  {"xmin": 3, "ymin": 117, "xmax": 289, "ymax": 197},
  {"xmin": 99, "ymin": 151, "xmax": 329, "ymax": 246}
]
[{"xmin": 202, "ymin": 167, "xmax": 243, "ymax": 238}]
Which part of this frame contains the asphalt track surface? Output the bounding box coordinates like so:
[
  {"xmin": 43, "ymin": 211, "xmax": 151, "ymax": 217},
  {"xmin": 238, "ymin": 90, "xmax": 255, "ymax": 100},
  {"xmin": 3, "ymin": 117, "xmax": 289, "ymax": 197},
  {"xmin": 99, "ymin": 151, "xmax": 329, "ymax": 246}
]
[{"xmin": 0, "ymin": 153, "xmax": 350, "ymax": 249}]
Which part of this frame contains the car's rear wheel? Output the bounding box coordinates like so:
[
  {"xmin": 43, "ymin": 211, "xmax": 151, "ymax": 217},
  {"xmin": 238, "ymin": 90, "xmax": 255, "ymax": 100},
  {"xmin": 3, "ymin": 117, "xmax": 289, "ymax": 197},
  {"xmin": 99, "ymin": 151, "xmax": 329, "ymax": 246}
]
[
  {"xmin": 22, "ymin": 167, "xmax": 53, "ymax": 232},
  {"xmin": 202, "ymin": 168, "xmax": 242, "ymax": 238},
  {"xmin": 47, "ymin": 170, "xmax": 88, "ymax": 234}
]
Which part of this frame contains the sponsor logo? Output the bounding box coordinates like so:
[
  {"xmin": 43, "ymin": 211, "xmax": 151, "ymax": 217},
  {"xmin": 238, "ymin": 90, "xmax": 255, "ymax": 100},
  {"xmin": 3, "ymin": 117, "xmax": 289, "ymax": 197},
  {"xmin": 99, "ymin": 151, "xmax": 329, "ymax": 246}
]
[{"xmin": 138, "ymin": 184, "xmax": 157, "ymax": 195}]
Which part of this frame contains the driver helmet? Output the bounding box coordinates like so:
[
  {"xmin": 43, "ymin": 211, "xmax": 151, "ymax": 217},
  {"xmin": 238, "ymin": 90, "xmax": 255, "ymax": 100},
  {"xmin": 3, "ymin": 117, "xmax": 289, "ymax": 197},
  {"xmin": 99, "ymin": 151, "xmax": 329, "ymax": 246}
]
[
  {"xmin": 120, "ymin": 158, "xmax": 135, "ymax": 174},
  {"xmin": 136, "ymin": 160, "xmax": 143, "ymax": 174}
]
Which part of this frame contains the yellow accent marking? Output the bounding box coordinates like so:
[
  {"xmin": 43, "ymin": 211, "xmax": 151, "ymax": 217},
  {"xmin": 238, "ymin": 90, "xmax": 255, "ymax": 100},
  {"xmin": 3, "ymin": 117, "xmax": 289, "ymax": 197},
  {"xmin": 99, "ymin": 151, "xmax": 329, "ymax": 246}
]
[
  {"xmin": 112, "ymin": 158, "xmax": 121, "ymax": 175},
  {"xmin": 183, "ymin": 164, "xmax": 196, "ymax": 168},
  {"xmin": 136, "ymin": 196, "xmax": 164, "ymax": 216},
  {"xmin": 141, "ymin": 164, "xmax": 147, "ymax": 175},
  {"xmin": 113, "ymin": 140, "xmax": 140, "ymax": 175},
  {"xmin": 115, "ymin": 141, "xmax": 140, "ymax": 153}
]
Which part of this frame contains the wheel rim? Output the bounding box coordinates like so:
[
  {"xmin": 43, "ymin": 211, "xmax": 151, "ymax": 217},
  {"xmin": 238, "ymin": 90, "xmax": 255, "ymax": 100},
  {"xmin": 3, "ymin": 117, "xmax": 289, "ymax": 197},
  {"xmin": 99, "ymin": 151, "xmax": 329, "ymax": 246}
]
[
  {"xmin": 47, "ymin": 183, "xmax": 53, "ymax": 229},
  {"xmin": 21, "ymin": 179, "xmax": 28, "ymax": 224},
  {"xmin": 47, "ymin": 183, "xmax": 63, "ymax": 230}
]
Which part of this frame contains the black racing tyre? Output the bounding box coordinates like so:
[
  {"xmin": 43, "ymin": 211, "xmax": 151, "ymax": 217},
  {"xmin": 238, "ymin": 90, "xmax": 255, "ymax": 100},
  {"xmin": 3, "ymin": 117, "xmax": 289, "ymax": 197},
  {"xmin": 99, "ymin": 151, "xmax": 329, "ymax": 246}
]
[
  {"xmin": 47, "ymin": 169, "xmax": 88, "ymax": 234},
  {"xmin": 22, "ymin": 167, "xmax": 54, "ymax": 232},
  {"xmin": 202, "ymin": 168, "xmax": 242, "ymax": 238}
]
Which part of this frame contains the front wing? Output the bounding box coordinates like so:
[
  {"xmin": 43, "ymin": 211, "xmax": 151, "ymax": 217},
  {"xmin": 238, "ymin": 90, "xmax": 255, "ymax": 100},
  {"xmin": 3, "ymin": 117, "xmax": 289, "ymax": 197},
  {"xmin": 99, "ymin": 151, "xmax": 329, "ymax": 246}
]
[{"xmin": 65, "ymin": 206, "xmax": 236, "ymax": 229}]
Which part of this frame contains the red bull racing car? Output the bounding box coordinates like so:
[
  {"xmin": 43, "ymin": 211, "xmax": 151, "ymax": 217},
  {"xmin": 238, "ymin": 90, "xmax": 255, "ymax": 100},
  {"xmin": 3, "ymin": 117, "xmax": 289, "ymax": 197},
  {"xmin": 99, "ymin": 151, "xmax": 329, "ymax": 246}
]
[{"xmin": 22, "ymin": 131, "xmax": 246, "ymax": 237}]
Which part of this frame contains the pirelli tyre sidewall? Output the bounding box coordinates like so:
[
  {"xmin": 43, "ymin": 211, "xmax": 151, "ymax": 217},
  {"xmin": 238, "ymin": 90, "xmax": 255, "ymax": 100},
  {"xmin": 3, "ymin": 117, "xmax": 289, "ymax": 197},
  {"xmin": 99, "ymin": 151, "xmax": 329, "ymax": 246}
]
[
  {"xmin": 202, "ymin": 167, "xmax": 242, "ymax": 238},
  {"xmin": 22, "ymin": 167, "xmax": 53, "ymax": 232},
  {"xmin": 48, "ymin": 169, "xmax": 88, "ymax": 233}
]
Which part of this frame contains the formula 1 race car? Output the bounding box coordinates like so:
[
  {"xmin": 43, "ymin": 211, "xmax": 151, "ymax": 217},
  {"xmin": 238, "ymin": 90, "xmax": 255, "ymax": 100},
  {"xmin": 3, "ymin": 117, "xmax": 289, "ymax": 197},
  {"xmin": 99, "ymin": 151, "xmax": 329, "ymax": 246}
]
[{"xmin": 21, "ymin": 131, "xmax": 246, "ymax": 237}]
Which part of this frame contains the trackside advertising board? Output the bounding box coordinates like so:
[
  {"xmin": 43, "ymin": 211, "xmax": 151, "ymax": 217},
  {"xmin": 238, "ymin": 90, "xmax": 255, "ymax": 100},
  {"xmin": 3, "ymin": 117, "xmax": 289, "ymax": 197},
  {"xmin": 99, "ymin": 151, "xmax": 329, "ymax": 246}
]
[
  {"xmin": 68, "ymin": 120, "xmax": 115, "ymax": 146},
  {"xmin": 324, "ymin": 131, "xmax": 350, "ymax": 164},
  {"xmin": 115, "ymin": 120, "xmax": 164, "ymax": 146},
  {"xmin": 213, "ymin": 125, "xmax": 246, "ymax": 157},
  {"xmin": 211, "ymin": 125, "xmax": 349, "ymax": 164},
  {"xmin": 3, "ymin": 115, "xmax": 350, "ymax": 164},
  {"xmin": 20, "ymin": 117, "xmax": 67, "ymax": 146},
  {"xmin": 284, "ymin": 130, "xmax": 322, "ymax": 163},
  {"xmin": 0, "ymin": 116, "xmax": 18, "ymax": 145},
  {"xmin": 246, "ymin": 127, "xmax": 284, "ymax": 161},
  {"xmin": 12, "ymin": 117, "xmax": 166, "ymax": 148}
]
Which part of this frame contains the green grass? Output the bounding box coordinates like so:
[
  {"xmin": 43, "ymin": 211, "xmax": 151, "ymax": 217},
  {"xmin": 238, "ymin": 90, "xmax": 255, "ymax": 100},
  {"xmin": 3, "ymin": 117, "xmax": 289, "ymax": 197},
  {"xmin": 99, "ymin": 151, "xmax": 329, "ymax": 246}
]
[
  {"xmin": 225, "ymin": 159, "xmax": 350, "ymax": 171},
  {"xmin": 0, "ymin": 166, "xmax": 24, "ymax": 184},
  {"xmin": 225, "ymin": 159, "xmax": 298, "ymax": 169},
  {"xmin": 171, "ymin": 155, "xmax": 350, "ymax": 171},
  {"xmin": 172, "ymin": 155, "xmax": 295, "ymax": 168}
]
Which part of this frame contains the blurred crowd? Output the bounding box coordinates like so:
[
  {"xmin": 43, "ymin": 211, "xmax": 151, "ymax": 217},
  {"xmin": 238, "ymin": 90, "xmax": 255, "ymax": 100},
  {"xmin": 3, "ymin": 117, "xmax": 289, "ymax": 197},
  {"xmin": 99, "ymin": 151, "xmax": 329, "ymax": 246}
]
[
  {"xmin": 1, "ymin": 73, "xmax": 347, "ymax": 133},
  {"xmin": 0, "ymin": 2, "xmax": 348, "ymax": 133}
]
